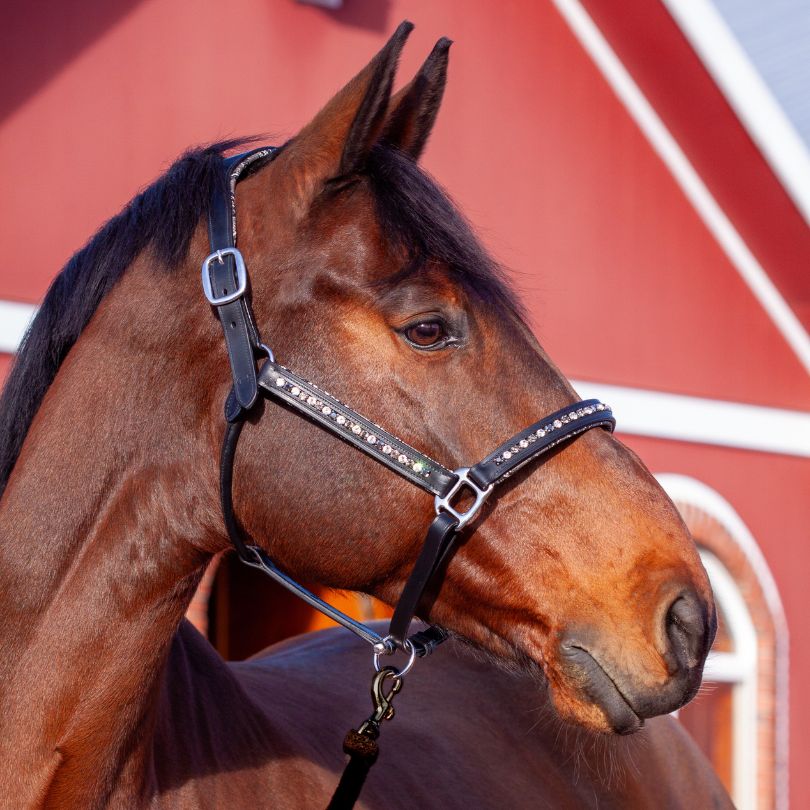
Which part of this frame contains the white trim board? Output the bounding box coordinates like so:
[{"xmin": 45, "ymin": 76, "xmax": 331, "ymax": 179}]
[
  {"xmin": 662, "ymin": 0, "xmax": 810, "ymax": 227},
  {"xmin": 0, "ymin": 300, "xmax": 36, "ymax": 354},
  {"xmin": 700, "ymin": 550, "xmax": 758, "ymax": 810},
  {"xmin": 553, "ymin": 0, "xmax": 810, "ymax": 377},
  {"xmin": 572, "ymin": 379, "xmax": 810, "ymax": 458}
]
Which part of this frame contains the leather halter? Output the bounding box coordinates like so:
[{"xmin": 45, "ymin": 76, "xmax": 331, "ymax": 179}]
[{"xmin": 206, "ymin": 147, "xmax": 616, "ymax": 660}]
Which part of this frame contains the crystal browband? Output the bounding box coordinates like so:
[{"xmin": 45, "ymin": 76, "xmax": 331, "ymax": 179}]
[{"xmin": 258, "ymin": 360, "xmax": 456, "ymax": 497}]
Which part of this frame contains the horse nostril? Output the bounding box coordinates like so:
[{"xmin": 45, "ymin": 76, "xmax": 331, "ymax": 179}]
[{"xmin": 666, "ymin": 592, "xmax": 709, "ymax": 671}]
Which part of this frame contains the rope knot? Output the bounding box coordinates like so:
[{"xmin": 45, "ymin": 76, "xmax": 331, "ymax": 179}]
[{"xmin": 343, "ymin": 729, "xmax": 379, "ymax": 764}]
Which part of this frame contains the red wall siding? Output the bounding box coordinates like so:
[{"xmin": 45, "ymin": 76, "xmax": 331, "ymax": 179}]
[
  {"xmin": 584, "ymin": 0, "xmax": 810, "ymax": 332},
  {"xmin": 2, "ymin": 0, "xmax": 808, "ymax": 407}
]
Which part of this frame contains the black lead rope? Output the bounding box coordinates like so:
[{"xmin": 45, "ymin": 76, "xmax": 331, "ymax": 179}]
[
  {"xmin": 207, "ymin": 150, "xmax": 616, "ymax": 810},
  {"xmin": 326, "ymin": 667, "xmax": 402, "ymax": 810}
]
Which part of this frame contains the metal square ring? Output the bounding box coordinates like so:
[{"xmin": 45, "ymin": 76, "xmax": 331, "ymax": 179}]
[
  {"xmin": 201, "ymin": 247, "xmax": 248, "ymax": 306},
  {"xmin": 434, "ymin": 467, "xmax": 494, "ymax": 530}
]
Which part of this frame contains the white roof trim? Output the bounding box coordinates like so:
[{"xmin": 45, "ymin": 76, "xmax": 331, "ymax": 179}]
[
  {"xmin": 553, "ymin": 0, "xmax": 810, "ymax": 376},
  {"xmin": 662, "ymin": 0, "xmax": 810, "ymax": 227},
  {"xmin": 0, "ymin": 300, "xmax": 36, "ymax": 354},
  {"xmin": 572, "ymin": 379, "xmax": 810, "ymax": 458}
]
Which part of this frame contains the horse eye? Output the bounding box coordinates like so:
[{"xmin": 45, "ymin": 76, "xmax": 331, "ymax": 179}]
[{"xmin": 403, "ymin": 320, "xmax": 448, "ymax": 348}]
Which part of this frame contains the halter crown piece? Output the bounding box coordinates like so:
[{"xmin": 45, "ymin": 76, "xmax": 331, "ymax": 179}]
[{"xmin": 206, "ymin": 148, "xmax": 615, "ymax": 808}]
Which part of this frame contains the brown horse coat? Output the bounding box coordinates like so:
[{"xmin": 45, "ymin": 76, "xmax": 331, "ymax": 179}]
[{"xmin": 150, "ymin": 621, "xmax": 732, "ymax": 809}]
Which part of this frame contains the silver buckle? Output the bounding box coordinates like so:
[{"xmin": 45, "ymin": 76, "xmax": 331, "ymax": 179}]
[
  {"xmin": 201, "ymin": 248, "xmax": 248, "ymax": 306},
  {"xmin": 434, "ymin": 467, "xmax": 493, "ymax": 530}
]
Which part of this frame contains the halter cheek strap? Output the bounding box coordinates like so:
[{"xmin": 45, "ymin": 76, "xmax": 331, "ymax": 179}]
[
  {"xmin": 209, "ymin": 149, "xmax": 616, "ymax": 658},
  {"xmin": 203, "ymin": 148, "xmax": 274, "ymax": 411}
]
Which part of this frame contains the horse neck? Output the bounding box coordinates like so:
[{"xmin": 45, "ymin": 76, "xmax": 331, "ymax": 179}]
[{"xmin": 0, "ymin": 254, "xmax": 223, "ymax": 806}]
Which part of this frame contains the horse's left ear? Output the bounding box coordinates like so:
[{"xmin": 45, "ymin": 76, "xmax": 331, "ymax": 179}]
[
  {"xmin": 272, "ymin": 21, "xmax": 412, "ymax": 214},
  {"xmin": 383, "ymin": 38, "xmax": 451, "ymax": 160}
]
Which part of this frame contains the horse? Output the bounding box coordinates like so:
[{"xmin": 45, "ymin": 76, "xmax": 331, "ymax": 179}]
[{"xmin": 0, "ymin": 21, "xmax": 732, "ymax": 809}]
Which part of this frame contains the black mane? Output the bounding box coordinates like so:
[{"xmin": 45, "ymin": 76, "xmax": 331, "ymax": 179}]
[
  {"xmin": 0, "ymin": 139, "xmax": 252, "ymax": 496},
  {"xmin": 0, "ymin": 139, "xmax": 522, "ymax": 497}
]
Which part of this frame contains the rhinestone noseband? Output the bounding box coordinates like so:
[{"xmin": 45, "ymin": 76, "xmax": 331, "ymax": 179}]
[{"xmin": 207, "ymin": 147, "xmax": 615, "ymax": 654}]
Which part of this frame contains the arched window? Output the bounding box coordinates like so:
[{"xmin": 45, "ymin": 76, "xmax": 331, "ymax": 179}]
[
  {"xmin": 679, "ymin": 550, "xmax": 758, "ymax": 804},
  {"xmin": 657, "ymin": 474, "xmax": 789, "ymax": 810}
]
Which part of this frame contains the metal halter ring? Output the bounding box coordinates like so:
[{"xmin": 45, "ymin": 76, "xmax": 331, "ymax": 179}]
[
  {"xmin": 434, "ymin": 466, "xmax": 494, "ymax": 530},
  {"xmin": 373, "ymin": 636, "xmax": 416, "ymax": 678}
]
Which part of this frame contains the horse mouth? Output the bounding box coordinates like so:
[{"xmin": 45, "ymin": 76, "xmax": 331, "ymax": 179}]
[{"xmin": 560, "ymin": 644, "xmax": 644, "ymax": 735}]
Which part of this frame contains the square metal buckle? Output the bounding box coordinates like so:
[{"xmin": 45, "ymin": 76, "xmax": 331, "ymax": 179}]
[
  {"xmin": 434, "ymin": 467, "xmax": 493, "ymax": 530},
  {"xmin": 201, "ymin": 248, "xmax": 248, "ymax": 306}
]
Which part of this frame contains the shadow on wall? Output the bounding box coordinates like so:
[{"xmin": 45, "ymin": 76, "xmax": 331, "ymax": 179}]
[
  {"xmin": 303, "ymin": 0, "xmax": 393, "ymax": 33},
  {"xmin": 0, "ymin": 0, "xmax": 145, "ymax": 124},
  {"xmin": 1, "ymin": 0, "xmax": 394, "ymax": 125}
]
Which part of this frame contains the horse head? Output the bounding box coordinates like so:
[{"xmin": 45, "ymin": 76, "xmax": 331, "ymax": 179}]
[
  {"xmin": 196, "ymin": 22, "xmax": 715, "ymax": 735},
  {"xmin": 0, "ymin": 23, "xmax": 715, "ymax": 746}
]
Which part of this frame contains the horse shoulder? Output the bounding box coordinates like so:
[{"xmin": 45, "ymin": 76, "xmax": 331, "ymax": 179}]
[
  {"xmin": 148, "ymin": 624, "xmax": 731, "ymax": 809},
  {"xmin": 623, "ymin": 715, "xmax": 734, "ymax": 809}
]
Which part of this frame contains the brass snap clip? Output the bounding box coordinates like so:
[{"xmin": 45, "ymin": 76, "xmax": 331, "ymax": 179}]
[{"xmin": 357, "ymin": 667, "xmax": 403, "ymax": 738}]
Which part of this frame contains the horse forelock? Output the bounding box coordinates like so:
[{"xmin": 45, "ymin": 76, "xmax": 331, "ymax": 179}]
[{"xmin": 362, "ymin": 144, "xmax": 526, "ymax": 321}]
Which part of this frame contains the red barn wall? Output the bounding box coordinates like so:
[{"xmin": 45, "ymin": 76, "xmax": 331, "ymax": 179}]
[{"xmin": 1, "ymin": 0, "xmax": 808, "ymax": 804}]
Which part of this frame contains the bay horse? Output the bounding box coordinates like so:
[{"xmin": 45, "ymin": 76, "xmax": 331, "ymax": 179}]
[{"xmin": 0, "ymin": 22, "xmax": 731, "ymax": 809}]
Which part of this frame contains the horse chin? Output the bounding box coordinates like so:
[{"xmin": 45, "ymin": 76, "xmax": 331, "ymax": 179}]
[
  {"xmin": 552, "ymin": 647, "xmax": 645, "ymax": 736},
  {"xmin": 454, "ymin": 628, "xmax": 643, "ymax": 736}
]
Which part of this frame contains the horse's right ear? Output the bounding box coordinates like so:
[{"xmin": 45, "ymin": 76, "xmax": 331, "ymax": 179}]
[
  {"xmin": 383, "ymin": 37, "xmax": 451, "ymax": 160},
  {"xmin": 273, "ymin": 21, "xmax": 413, "ymax": 215}
]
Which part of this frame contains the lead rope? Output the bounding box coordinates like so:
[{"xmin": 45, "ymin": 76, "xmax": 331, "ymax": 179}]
[
  {"xmin": 327, "ymin": 667, "xmax": 403, "ymax": 810},
  {"xmin": 326, "ymin": 518, "xmax": 459, "ymax": 807}
]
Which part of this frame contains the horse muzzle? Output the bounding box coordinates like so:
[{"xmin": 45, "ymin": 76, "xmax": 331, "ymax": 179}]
[{"xmin": 558, "ymin": 587, "xmax": 715, "ymax": 734}]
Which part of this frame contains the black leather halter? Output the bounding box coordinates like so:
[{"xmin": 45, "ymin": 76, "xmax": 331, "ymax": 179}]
[{"xmin": 206, "ymin": 147, "xmax": 616, "ymax": 661}]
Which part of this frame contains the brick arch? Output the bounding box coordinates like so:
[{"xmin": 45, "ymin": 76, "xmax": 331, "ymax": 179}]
[
  {"xmin": 676, "ymin": 500, "xmax": 778, "ymax": 809},
  {"xmin": 658, "ymin": 474, "xmax": 789, "ymax": 810}
]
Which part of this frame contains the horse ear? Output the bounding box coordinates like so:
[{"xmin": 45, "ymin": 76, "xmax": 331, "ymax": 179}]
[
  {"xmin": 383, "ymin": 38, "xmax": 451, "ymax": 160},
  {"xmin": 276, "ymin": 21, "xmax": 413, "ymax": 208}
]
